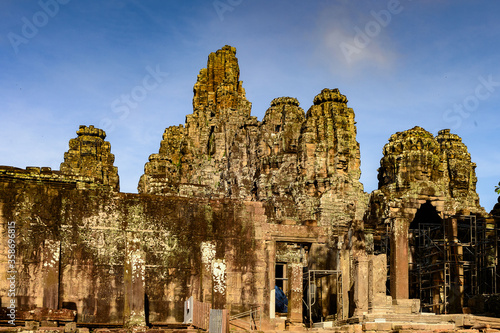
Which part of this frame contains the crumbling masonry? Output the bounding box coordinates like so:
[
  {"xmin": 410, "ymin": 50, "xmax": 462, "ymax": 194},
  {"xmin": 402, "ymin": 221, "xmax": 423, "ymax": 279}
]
[{"xmin": 1, "ymin": 46, "xmax": 499, "ymax": 330}]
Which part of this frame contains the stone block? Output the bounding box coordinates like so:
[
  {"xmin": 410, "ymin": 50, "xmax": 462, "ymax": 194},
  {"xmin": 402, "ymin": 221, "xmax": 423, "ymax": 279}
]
[
  {"xmin": 394, "ymin": 324, "xmax": 431, "ymax": 331},
  {"xmin": 340, "ymin": 324, "xmax": 355, "ymax": 332},
  {"xmin": 429, "ymin": 323, "xmax": 455, "ymax": 331},
  {"xmin": 376, "ymin": 322, "xmax": 392, "ymax": 331},
  {"xmin": 392, "ymin": 298, "xmax": 420, "ymax": 313},
  {"xmin": 64, "ymin": 322, "xmax": 76, "ymax": 333},
  {"xmin": 41, "ymin": 321, "xmax": 58, "ymax": 327},
  {"xmin": 37, "ymin": 329, "xmax": 64, "ymax": 333},
  {"xmin": 353, "ymin": 324, "xmax": 363, "ymax": 333},
  {"xmin": 273, "ymin": 318, "xmax": 286, "ymax": 331},
  {"xmin": 394, "ymin": 306, "xmax": 412, "ymax": 314},
  {"xmin": 451, "ymin": 315, "xmax": 466, "ymax": 327},
  {"xmin": 363, "ymin": 322, "xmax": 377, "ymax": 331},
  {"xmin": 25, "ymin": 321, "xmax": 40, "ymax": 331}
]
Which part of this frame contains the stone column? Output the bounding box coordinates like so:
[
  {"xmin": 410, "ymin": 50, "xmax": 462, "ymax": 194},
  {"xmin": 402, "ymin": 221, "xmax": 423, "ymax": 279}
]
[
  {"xmin": 267, "ymin": 241, "xmax": 276, "ymax": 319},
  {"xmin": 212, "ymin": 259, "xmax": 227, "ymax": 309},
  {"xmin": 390, "ymin": 218, "xmax": 409, "ymax": 300},
  {"xmin": 340, "ymin": 245, "xmax": 350, "ymax": 320},
  {"xmin": 448, "ymin": 217, "xmax": 463, "ymax": 313},
  {"xmin": 353, "ymin": 255, "xmax": 369, "ymax": 316},
  {"xmin": 369, "ymin": 254, "xmax": 391, "ymax": 311},
  {"xmin": 287, "ymin": 263, "xmax": 303, "ymax": 323},
  {"xmin": 42, "ymin": 240, "xmax": 61, "ymax": 309},
  {"xmin": 200, "ymin": 241, "xmax": 216, "ymax": 303},
  {"xmin": 123, "ymin": 236, "xmax": 146, "ymax": 327}
]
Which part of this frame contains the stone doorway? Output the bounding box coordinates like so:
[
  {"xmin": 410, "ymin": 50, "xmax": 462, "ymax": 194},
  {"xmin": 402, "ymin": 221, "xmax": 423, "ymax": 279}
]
[
  {"xmin": 409, "ymin": 201, "xmax": 443, "ymax": 308},
  {"xmin": 274, "ymin": 242, "xmax": 309, "ymax": 323}
]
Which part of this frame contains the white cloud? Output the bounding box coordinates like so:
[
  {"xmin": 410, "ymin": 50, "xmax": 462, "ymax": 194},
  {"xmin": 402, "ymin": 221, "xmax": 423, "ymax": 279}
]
[{"xmin": 312, "ymin": 2, "xmax": 403, "ymax": 78}]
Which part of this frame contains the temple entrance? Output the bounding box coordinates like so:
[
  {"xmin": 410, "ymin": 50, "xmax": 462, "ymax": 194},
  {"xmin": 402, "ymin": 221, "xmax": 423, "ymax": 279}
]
[
  {"xmin": 273, "ymin": 241, "xmax": 343, "ymax": 325},
  {"xmin": 274, "ymin": 242, "xmax": 308, "ymax": 323},
  {"xmin": 409, "ymin": 201, "xmax": 443, "ymax": 311},
  {"xmin": 303, "ymin": 269, "xmax": 342, "ymax": 326}
]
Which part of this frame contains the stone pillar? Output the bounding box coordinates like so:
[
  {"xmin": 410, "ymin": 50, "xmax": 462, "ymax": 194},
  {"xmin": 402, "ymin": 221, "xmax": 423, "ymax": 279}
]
[
  {"xmin": 390, "ymin": 218, "xmax": 409, "ymax": 300},
  {"xmin": 353, "ymin": 255, "xmax": 369, "ymax": 316},
  {"xmin": 212, "ymin": 259, "xmax": 227, "ymax": 309},
  {"xmin": 448, "ymin": 217, "xmax": 463, "ymax": 313},
  {"xmin": 42, "ymin": 240, "xmax": 60, "ymax": 309},
  {"xmin": 287, "ymin": 263, "xmax": 303, "ymax": 323},
  {"xmin": 368, "ymin": 254, "xmax": 391, "ymax": 312},
  {"xmin": 339, "ymin": 246, "xmax": 350, "ymax": 320},
  {"xmin": 123, "ymin": 236, "xmax": 146, "ymax": 327},
  {"xmin": 267, "ymin": 241, "xmax": 276, "ymax": 319},
  {"xmin": 200, "ymin": 241, "xmax": 216, "ymax": 303}
]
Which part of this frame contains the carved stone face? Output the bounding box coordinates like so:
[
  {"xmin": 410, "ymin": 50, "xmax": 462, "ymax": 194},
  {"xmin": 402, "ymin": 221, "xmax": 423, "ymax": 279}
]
[{"xmin": 378, "ymin": 126, "xmax": 440, "ymax": 189}]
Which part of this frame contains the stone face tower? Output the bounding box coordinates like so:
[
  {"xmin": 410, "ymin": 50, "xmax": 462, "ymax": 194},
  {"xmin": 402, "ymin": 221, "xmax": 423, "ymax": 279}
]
[
  {"xmin": 139, "ymin": 46, "xmax": 368, "ymax": 231},
  {"xmin": 137, "ymin": 45, "xmax": 370, "ymax": 320},
  {"xmin": 60, "ymin": 125, "xmax": 119, "ymax": 191},
  {"xmin": 437, "ymin": 129, "xmax": 481, "ymax": 209},
  {"xmin": 365, "ymin": 126, "xmax": 485, "ymax": 300},
  {"xmin": 297, "ymin": 88, "xmax": 366, "ymax": 228},
  {"xmin": 138, "ymin": 45, "xmax": 254, "ymax": 197},
  {"xmin": 368, "ymin": 126, "xmax": 484, "ymax": 222}
]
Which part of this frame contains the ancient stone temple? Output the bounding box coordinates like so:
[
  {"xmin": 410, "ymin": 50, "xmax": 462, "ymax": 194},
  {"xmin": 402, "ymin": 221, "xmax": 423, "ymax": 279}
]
[{"xmin": 1, "ymin": 45, "xmax": 499, "ymax": 332}]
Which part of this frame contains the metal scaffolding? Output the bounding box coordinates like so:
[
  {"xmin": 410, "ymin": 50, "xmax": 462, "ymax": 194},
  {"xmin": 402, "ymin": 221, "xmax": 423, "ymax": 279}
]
[
  {"xmin": 303, "ymin": 269, "xmax": 343, "ymax": 326},
  {"xmin": 409, "ymin": 215, "xmax": 499, "ymax": 314}
]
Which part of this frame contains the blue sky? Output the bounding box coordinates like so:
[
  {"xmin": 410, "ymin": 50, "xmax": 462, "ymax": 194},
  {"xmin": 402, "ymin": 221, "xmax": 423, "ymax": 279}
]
[{"xmin": 1, "ymin": 0, "xmax": 499, "ymax": 212}]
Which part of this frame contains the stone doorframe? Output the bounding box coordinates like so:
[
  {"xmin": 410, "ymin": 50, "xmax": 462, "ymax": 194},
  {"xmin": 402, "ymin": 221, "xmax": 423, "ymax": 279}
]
[{"xmin": 389, "ymin": 197, "xmax": 445, "ymax": 300}]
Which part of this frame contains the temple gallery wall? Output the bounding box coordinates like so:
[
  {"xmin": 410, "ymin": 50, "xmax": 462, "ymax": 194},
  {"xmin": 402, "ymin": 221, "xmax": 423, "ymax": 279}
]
[{"xmin": 1, "ymin": 45, "xmax": 499, "ymax": 328}]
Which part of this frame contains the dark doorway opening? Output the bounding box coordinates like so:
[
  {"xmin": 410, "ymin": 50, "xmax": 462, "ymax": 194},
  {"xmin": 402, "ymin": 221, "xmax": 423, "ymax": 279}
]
[
  {"xmin": 409, "ymin": 201, "xmax": 442, "ymax": 230},
  {"xmin": 409, "ymin": 201, "xmax": 443, "ymax": 302}
]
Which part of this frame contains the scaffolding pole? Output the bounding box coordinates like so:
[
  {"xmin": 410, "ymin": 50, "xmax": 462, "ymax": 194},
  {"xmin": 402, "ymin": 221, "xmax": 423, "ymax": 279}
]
[{"xmin": 408, "ymin": 215, "xmax": 498, "ymax": 314}]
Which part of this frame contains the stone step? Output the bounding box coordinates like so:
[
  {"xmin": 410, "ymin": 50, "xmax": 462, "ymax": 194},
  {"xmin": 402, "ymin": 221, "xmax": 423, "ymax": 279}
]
[{"xmin": 363, "ymin": 313, "xmax": 457, "ymax": 324}]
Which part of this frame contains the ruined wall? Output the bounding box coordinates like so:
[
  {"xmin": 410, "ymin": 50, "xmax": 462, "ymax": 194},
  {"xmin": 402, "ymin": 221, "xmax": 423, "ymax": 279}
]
[
  {"xmin": 0, "ymin": 175, "xmax": 266, "ymax": 324},
  {"xmin": 0, "ymin": 164, "xmax": 341, "ymax": 325}
]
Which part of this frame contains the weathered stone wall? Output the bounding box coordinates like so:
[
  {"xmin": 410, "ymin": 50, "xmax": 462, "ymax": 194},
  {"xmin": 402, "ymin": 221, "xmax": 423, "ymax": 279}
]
[
  {"xmin": 0, "ymin": 167, "xmax": 345, "ymax": 324},
  {"xmin": 0, "ymin": 176, "xmax": 266, "ymax": 324}
]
